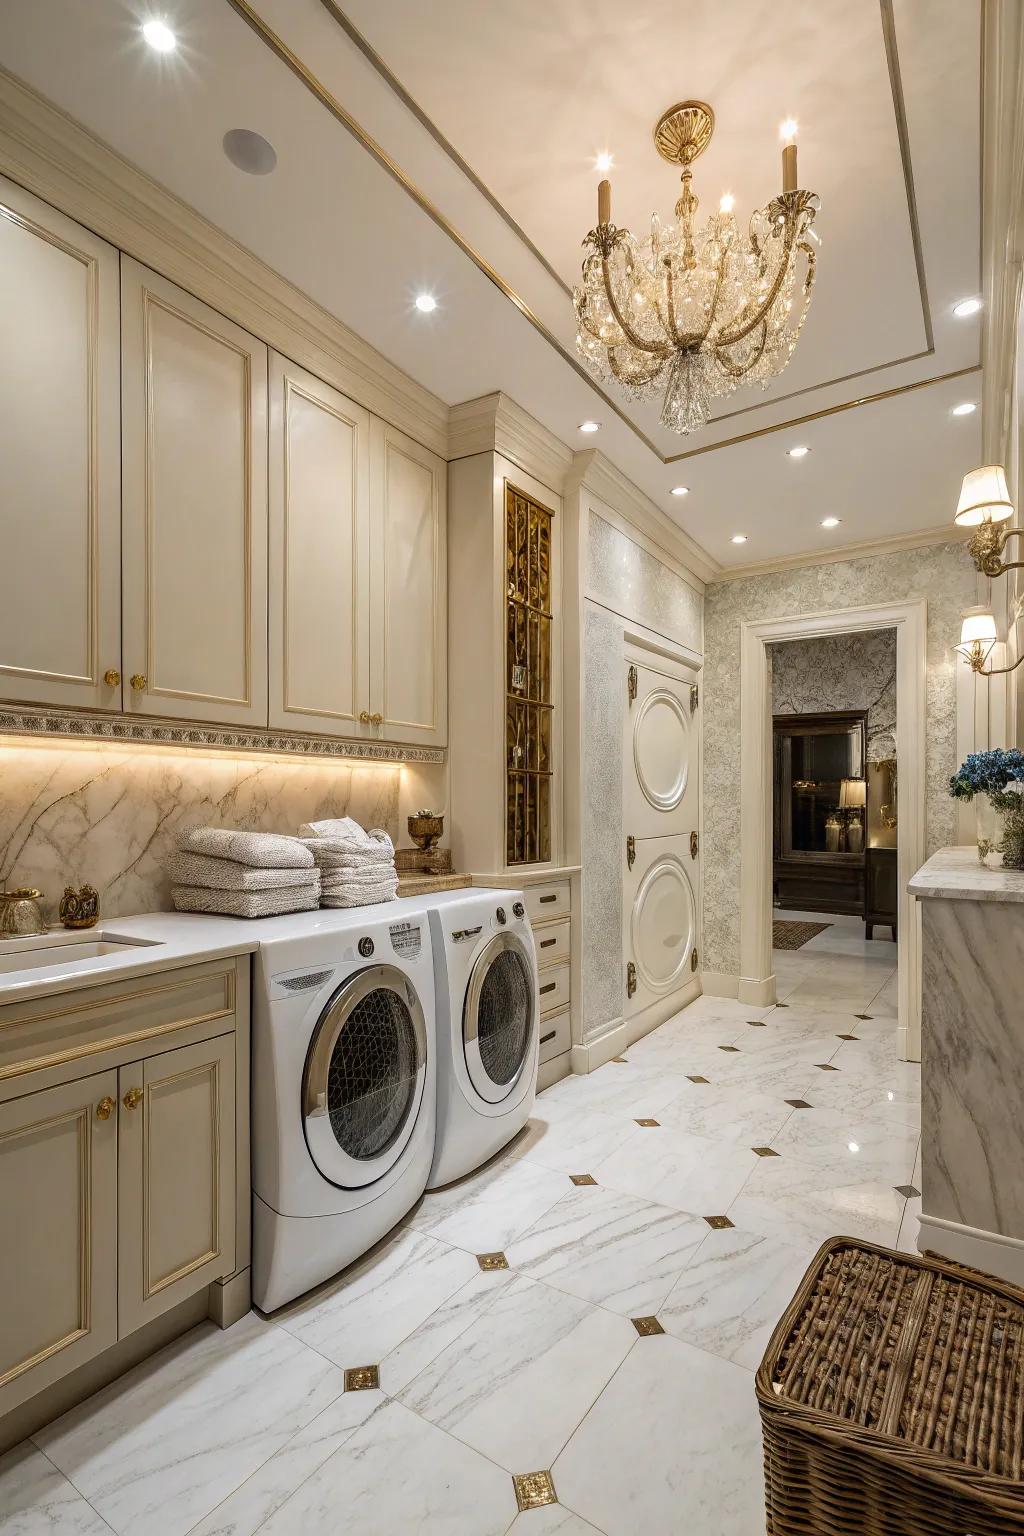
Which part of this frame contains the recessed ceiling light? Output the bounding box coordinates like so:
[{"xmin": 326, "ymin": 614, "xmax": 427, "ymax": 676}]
[
  {"xmin": 670, "ymin": 485, "xmax": 689, "ymax": 497},
  {"xmin": 595, "ymin": 152, "xmax": 614, "ymax": 173},
  {"xmin": 579, "ymin": 420, "xmax": 600, "ymax": 433},
  {"xmin": 951, "ymin": 401, "xmax": 976, "ymax": 416},
  {"xmin": 848, "ymin": 1141, "xmax": 860, "ymax": 1154},
  {"xmin": 952, "ymin": 296, "xmax": 982, "ymax": 318},
  {"xmin": 787, "ymin": 445, "xmax": 810, "ymax": 459},
  {"xmin": 731, "ymin": 534, "xmax": 748, "ymax": 544},
  {"xmin": 414, "ymin": 294, "xmax": 437, "ymax": 313},
  {"xmin": 142, "ymin": 18, "xmax": 176, "ymax": 52},
  {"xmin": 222, "ymin": 129, "xmax": 277, "ymax": 176},
  {"xmin": 719, "ymin": 192, "xmax": 735, "ymax": 215},
  {"xmin": 821, "ymin": 516, "xmax": 841, "ymax": 528}
]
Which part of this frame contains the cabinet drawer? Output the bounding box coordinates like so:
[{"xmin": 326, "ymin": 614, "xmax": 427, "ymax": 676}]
[
  {"xmin": 537, "ymin": 962, "xmax": 570, "ymax": 1017},
  {"xmin": 534, "ymin": 918, "xmax": 570, "ymax": 968},
  {"xmin": 537, "ymin": 1006, "xmax": 570, "ymax": 1065},
  {"xmin": 525, "ymin": 882, "xmax": 571, "ymax": 924}
]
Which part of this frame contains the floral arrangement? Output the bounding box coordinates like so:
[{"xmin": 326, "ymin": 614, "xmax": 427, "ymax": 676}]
[{"xmin": 949, "ymin": 748, "xmax": 1024, "ymax": 869}]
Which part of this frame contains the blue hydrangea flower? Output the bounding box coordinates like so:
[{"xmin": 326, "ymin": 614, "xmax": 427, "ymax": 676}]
[{"xmin": 948, "ymin": 748, "xmax": 1024, "ymax": 801}]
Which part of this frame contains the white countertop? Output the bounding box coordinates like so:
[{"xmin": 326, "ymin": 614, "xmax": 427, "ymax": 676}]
[{"xmin": 909, "ymin": 846, "xmax": 1024, "ymax": 903}]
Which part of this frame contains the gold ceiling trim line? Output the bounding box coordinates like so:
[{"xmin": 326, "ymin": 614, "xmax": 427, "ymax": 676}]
[
  {"xmin": 662, "ymin": 364, "xmax": 980, "ymax": 461},
  {"xmin": 879, "ymin": 0, "xmax": 935, "ymax": 352},
  {"xmin": 220, "ymin": 0, "xmax": 663, "ymax": 457},
  {"xmin": 316, "ymin": 0, "xmax": 573, "ymax": 301}
]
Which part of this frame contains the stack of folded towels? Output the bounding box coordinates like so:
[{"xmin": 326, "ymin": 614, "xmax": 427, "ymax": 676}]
[
  {"xmin": 299, "ymin": 817, "xmax": 398, "ymax": 907},
  {"xmin": 167, "ymin": 828, "xmax": 321, "ymax": 918}
]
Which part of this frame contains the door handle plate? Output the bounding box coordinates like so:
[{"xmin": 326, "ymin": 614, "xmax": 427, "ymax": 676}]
[
  {"xmin": 626, "ymin": 835, "xmax": 636, "ymax": 870},
  {"xmin": 626, "ymin": 960, "xmax": 637, "ymax": 998},
  {"xmin": 690, "ymin": 830, "xmax": 699, "ymax": 860}
]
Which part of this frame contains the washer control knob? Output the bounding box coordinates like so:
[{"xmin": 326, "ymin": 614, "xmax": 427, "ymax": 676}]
[
  {"xmin": 512, "ymin": 900, "xmax": 525, "ymax": 920},
  {"xmin": 357, "ymin": 936, "xmax": 375, "ymax": 958},
  {"xmin": 495, "ymin": 906, "xmax": 507, "ymax": 925}
]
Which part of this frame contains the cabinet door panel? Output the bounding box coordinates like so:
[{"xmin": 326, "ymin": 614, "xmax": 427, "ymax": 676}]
[
  {"xmin": 0, "ymin": 1069, "xmax": 118, "ymax": 1416},
  {"xmin": 269, "ymin": 354, "xmax": 370, "ymax": 734},
  {"xmin": 0, "ymin": 176, "xmax": 121, "ymax": 710},
  {"xmin": 370, "ymin": 419, "xmax": 447, "ymax": 747},
  {"xmin": 121, "ymin": 259, "xmax": 268, "ymax": 725},
  {"xmin": 118, "ymin": 1034, "xmax": 235, "ymax": 1337}
]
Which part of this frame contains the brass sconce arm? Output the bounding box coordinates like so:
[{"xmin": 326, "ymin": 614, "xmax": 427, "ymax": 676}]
[
  {"xmin": 961, "ymin": 639, "xmax": 1024, "ymax": 677},
  {"xmin": 967, "ymin": 522, "xmax": 1024, "ymax": 578}
]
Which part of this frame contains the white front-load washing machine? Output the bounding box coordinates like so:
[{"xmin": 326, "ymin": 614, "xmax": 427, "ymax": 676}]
[
  {"xmin": 251, "ymin": 905, "xmax": 435, "ymax": 1312},
  {"xmin": 420, "ymin": 888, "xmax": 539, "ymax": 1189}
]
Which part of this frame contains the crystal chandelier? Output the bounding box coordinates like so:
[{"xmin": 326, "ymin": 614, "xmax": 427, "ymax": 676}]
[{"xmin": 574, "ymin": 101, "xmax": 820, "ymax": 434}]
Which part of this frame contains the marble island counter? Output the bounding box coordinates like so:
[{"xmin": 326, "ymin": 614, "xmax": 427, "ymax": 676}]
[{"xmin": 912, "ymin": 845, "xmax": 1024, "ymax": 1285}]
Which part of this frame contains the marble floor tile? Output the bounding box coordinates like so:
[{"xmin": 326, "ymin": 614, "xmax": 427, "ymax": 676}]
[
  {"xmin": 407, "ymin": 1153, "xmax": 570, "ymax": 1253},
  {"xmin": 728, "ymin": 1156, "xmax": 906, "ymax": 1250},
  {"xmin": 659, "ymin": 1223, "xmax": 817, "ymax": 1370},
  {"xmin": 772, "ymin": 1105, "xmax": 920, "ymax": 1184},
  {"xmin": 274, "ymin": 1225, "xmax": 478, "ymax": 1369},
  {"xmin": 507, "ymin": 1505, "xmax": 604, "ymax": 1536},
  {"xmin": 506, "ymin": 1185, "xmax": 707, "ymax": 1315},
  {"xmin": 800, "ymin": 1069, "xmax": 921, "ymax": 1127},
  {"xmin": 399, "ymin": 1273, "xmax": 635, "ymax": 1472},
  {"xmin": 829, "ymin": 1035, "xmax": 914, "ymax": 1079},
  {"xmin": 0, "ymin": 1442, "xmax": 112, "ymax": 1536},
  {"xmin": 593, "ymin": 1125, "xmax": 760, "ymax": 1216},
  {"xmin": 540, "ymin": 1060, "xmax": 690, "ymax": 1119},
  {"xmin": 380, "ymin": 1268, "xmax": 514, "ymax": 1396},
  {"xmin": 656, "ymin": 1079, "xmax": 795, "ymax": 1146},
  {"xmin": 782, "ymin": 978, "xmax": 885, "ymax": 1014},
  {"xmin": 553, "ymin": 1332, "xmax": 764, "ymax": 1536},
  {"xmin": 256, "ymin": 1401, "xmax": 517, "ymax": 1536},
  {"xmin": 34, "ymin": 1315, "xmax": 346, "ymax": 1536},
  {"xmin": 626, "ymin": 1015, "xmax": 744, "ymax": 1058},
  {"xmin": 517, "ymin": 1102, "xmax": 642, "ymax": 1174}
]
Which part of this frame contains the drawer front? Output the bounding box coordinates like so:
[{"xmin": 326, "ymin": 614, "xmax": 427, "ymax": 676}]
[
  {"xmin": 525, "ymin": 882, "xmax": 570, "ymax": 924},
  {"xmin": 537, "ymin": 1006, "xmax": 570, "ymax": 1064},
  {"xmin": 0, "ymin": 962, "xmax": 237, "ymax": 1084},
  {"xmin": 534, "ymin": 918, "xmax": 570, "ymax": 969},
  {"xmin": 537, "ymin": 962, "xmax": 570, "ymax": 1017}
]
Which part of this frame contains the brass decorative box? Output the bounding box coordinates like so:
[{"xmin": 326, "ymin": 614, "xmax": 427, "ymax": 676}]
[
  {"xmin": 59, "ymin": 884, "xmax": 100, "ymax": 929},
  {"xmin": 395, "ymin": 846, "xmax": 453, "ymax": 876},
  {"xmin": 407, "ymin": 810, "xmax": 444, "ymax": 850}
]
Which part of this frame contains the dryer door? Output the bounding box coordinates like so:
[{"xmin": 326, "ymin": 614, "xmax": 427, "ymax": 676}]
[
  {"xmin": 302, "ymin": 965, "xmax": 427, "ymax": 1189},
  {"xmin": 463, "ymin": 933, "xmax": 536, "ymax": 1105}
]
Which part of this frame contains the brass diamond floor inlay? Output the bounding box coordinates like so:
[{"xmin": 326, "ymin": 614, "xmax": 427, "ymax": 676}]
[
  {"xmin": 344, "ymin": 1365, "xmax": 379, "ymax": 1392},
  {"xmin": 513, "ymin": 1471, "xmax": 557, "ymax": 1512},
  {"xmin": 704, "ymin": 1214, "xmax": 734, "ymax": 1230},
  {"xmin": 752, "ymin": 1146, "xmax": 780, "ymax": 1157},
  {"xmin": 635, "ymin": 1117, "xmax": 660, "ymax": 1127},
  {"xmin": 687, "ymin": 1074, "xmax": 710, "ymax": 1084},
  {"xmin": 775, "ymin": 1002, "xmax": 789, "ymax": 1008},
  {"xmin": 895, "ymin": 1183, "xmax": 921, "ymax": 1198},
  {"xmin": 748, "ymin": 1020, "xmax": 767, "ymax": 1027},
  {"xmin": 631, "ymin": 1315, "xmax": 665, "ymax": 1336},
  {"xmin": 815, "ymin": 1063, "xmax": 839, "ymax": 1071},
  {"xmin": 785, "ymin": 1099, "xmax": 813, "ymax": 1109},
  {"xmin": 854, "ymin": 1013, "xmax": 873, "ymax": 1020},
  {"xmin": 836, "ymin": 1033, "xmax": 859, "ymax": 1041},
  {"xmin": 611, "ymin": 1056, "xmax": 629, "ymax": 1063},
  {"xmin": 718, "ymin": 1045, "xmax": 740, "ymax": 1053},
  {"xmin": 477, "ymin": 1252, "xmax": 509, "ymax": 1271},
  {"xmin": 570, "ymin": 1173, "xmax": 597, "ymax": 1186}
]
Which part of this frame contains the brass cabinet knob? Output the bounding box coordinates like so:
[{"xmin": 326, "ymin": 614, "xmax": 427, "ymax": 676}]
[
  {"xmin": 129, "ymin": 674, "xmax": 147, "ymax": 692},
  {"xmin": 123, "ymin": 1086, "xmax": 143, "ymax": 1111},
  {"xmin": 103, "ymin": 669, "xmax": 121, "ymax": 687},
  {"xmin": 358, "ymin": 710, "xmax": 371, "ymax": 724},
  {"xmin": 95, "ymin": 1096, "xmax": 115, "ymax": 1121},
  {"xmin": 370, "ymin": 712, "xmax": 383, "ymax": 726}
]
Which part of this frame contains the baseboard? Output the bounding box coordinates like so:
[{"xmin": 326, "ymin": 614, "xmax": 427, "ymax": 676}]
[
  {"xmin": 626, "ymin": 980, "xmax": 701, "ymax": 1046},
  {"xmin": 209, "ymin": 1267, "xmax": 252, "ymax": 1329},
  {"xmin": 700, "ymin": 972, "xmax": 740, "ymax": 999},
  {"xmin": 918, "ymin": 1211, "xmax": 1024, "ymax": 1286},
  {"xmin": 738, "ymin": 973, "xmax": 777, "ymax": 1007},
  {"xmin": 571, "ymin": 1018, "xmax": 628, "ymax": 1074},
  {"xmin": 537, "ymin": 1051, "xmax": 571, "ymax": 1091}
]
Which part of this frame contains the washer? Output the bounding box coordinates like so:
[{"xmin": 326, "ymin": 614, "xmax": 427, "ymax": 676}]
[
  {"xmin": 251, "ymin": 906, "xmax": 435, "ymax": 1312},
  {"xmin": 420, "ymin": 888, "xmax": 539, "ymax": 1189}
]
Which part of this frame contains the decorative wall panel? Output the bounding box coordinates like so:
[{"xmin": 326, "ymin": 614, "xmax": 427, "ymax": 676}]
[
  {"xmin": 770, "ymin": 629, "xmax": 897, "ymax": 759},
  {"xmin": 586, "ymin": 514, "xmax": 702, "ymax": 653}
]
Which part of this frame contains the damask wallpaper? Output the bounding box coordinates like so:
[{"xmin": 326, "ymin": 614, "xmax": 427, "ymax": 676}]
[
  {"xmin": 770, "ymin": 628, "xmax": 897, "ymax": 760},
  {"xmin": 702, "ymin": 541, "xmax": 977, "ymax": 978}
]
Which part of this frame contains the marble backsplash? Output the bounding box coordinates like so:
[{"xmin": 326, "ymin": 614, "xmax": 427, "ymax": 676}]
[{"xmin": 0, "ymin": 741, "xmax": 403, "ymax": 920}]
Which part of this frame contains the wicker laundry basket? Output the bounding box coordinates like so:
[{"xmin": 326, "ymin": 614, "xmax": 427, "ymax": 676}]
[{"xmin": 755, "ymin": 1237, "xmax": 1024, "ymax": 1536}]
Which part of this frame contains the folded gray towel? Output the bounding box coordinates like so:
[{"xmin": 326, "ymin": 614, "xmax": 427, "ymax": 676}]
[
  {"xmin": 321, "ymin": 883, "xmax": 398, "ymax": 909},
  {"xmin": 299, "ymin": 819, "xmax": 393, "ymax": 855},
  {"xmin": 179, "ymin": 827, "xmax": 314, "ymax": 869},
  {"xmin": 320, "ymin": 869, "xmax": 399, "ymax": 891},
  {"xmin": 171, "ymin": 879, "xmax": 321, "ymax": 919},
  {"xmin": 166, "ymin": 851, "xmax": 317, "ymax": 891},
  {"xmin": 301, "ymin": 841, "xmax": 395, "ymax": 869}
]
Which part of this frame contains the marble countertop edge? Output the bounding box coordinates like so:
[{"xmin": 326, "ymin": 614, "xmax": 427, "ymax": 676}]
[{"xmin": 909, "ymin": 846, "xmax": 1024, "ymax": 903}]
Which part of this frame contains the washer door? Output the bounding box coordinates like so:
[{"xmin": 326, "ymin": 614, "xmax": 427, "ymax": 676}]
[
  {"xmin": 302, "ymin": 965, "xmax": 427, "ymax": 1189},
  {"xmin": 463, "ymin": 932, "xmax": 536, "ymax": 1105}
]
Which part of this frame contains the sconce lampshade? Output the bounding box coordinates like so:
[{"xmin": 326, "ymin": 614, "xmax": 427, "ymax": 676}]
[
  {"xmin": 954, "ymin": 464, "xmax": 1014, "ymax": 527},
  {"xmin": 839, "ymin": 778, "xmax": 866, "ymax": 809},
  {"xmin": 955, "ymin": 605, "xmax": 998, "ymax": 664}
]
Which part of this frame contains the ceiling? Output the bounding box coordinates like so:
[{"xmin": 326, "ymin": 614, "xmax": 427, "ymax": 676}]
[{"xmin": 0, "ymin": 0, "xmax": 983, "ymax": 571}]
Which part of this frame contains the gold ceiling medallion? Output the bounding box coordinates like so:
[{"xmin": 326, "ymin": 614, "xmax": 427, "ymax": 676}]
[{"xmin": 574, "ymin": 99, "xmax": 820, "ymax": 434}]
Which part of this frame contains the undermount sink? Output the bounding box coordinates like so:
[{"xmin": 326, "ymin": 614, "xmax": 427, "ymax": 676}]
[{"xmin": 0, "ymin": 932, "xmax": 160, "ymax": 976}]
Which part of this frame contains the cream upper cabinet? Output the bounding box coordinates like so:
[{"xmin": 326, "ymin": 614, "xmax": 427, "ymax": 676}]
[
  {"xmin": 369, "ymin": 419, "xmax": 447, "ymax": 748},
  {"xmin": 121, "ymin": 258, "xmax": 268, "ymax": 727},
  {"xmin": 0, "ymin": 176, "xmax": 122, "ymax": 711},
  {"xmin": 268, "ymin": 353, "xmax": 371, "ymax": 735}
]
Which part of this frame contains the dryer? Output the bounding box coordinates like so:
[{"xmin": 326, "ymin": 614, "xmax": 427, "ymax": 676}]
[
  {"xmin": 251, "ymin": 906, "xmax": 435, "ymax": 1312},
  {"xmin": 422, "ymin": 888, "xmax": 539, "ymax": 1188}
]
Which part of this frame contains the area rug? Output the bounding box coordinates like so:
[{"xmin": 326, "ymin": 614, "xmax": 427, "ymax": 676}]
[{"xmin": 773, "ymin": 919, "xmax": 832, "ymax": 951}]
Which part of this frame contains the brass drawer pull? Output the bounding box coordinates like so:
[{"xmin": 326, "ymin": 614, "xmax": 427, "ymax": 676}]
[
  {"xmin": 540, "ymin": 981, "xmax": 557, "ymax": 995},
  {"xmin": 95, "ymin": 1096, "xmax": 115, "ymax": 1120},
  {"xmin": 370, "ymin": 712, "xmax": 383, "ymax": 726},
  {"xmin": 123, "ymin": 1086, "xmax": 143, "ymax": 1111},
  {"xmin": 540, "ymin": 1029, "xmax": 556, "ymax": 1045},
  {"xmin": 539, "ymin": 936, "xmax": 557, "ymax": 949},
  {"xmin": 358, "ymin": 710, "xmax": 371, "ymax": 723},
  {"xmin": 103, "ymin": 669, "xmax": 120, "ymax": 687},
  {"xmin": 129, "ymin": 673, "xmax": 147, "ymax": 692},
  {"xmin": 538, "ymin": 893, "xmax": 557, "ymax": 905}
]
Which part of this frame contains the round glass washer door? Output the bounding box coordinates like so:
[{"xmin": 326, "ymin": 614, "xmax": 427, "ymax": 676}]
[
  {"xmin": 302, "ymin": 965, "xmax": 427, "ymax": 1189},
  {"xmin": 463, "ymin": 932, "xmax": 536, "ymax": 1104}
]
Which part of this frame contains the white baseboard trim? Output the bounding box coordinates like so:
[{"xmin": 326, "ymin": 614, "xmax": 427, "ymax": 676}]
[
  {"xmin": 738, "ymin": 973, "xmax": 777, "ymax": 1007},
  {"xmin": 918, "ymin": 1211, "xmax": 1024, "ymax": 1286},
  {"xmin": 626, "ymin": 980, "xmax": 702, "ymax": 1046},
  {"xmin": 571, "ymin": 1018, "xmax": 628, "ymax": 1074},
  {"xmin": 700, "ymin": 972, "xmax": 740, "ymax": 999}
]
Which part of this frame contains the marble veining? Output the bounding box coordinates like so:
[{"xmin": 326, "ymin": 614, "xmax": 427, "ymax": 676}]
[{"xmin": 910, "ymin": 844, "xmax": 1024, "ymax": 902}]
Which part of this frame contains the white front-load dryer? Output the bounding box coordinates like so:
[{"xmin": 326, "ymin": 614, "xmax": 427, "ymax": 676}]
[
  {"xmin": 421, "ymin": 888, "xmax": 539, "ymax": 1188},
  {"xmin": 251, "ymin": 905, "xmax": 435, "ymax": 1312}
]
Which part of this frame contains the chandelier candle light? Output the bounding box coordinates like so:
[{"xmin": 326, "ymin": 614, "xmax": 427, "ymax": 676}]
[{"xmin": 574, "ymin": 101, "xmax": 820, "ymax": 434}]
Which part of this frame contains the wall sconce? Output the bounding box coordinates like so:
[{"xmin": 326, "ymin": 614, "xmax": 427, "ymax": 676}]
[
  {"xmin": 955, "ymin": 605, "xmax": 1023, "ymax": 675},
  {"xmin": 954, "ymin": 465, "xmax": 1020, "ymax": 576}
]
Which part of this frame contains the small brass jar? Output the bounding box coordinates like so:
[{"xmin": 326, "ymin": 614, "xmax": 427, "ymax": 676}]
[
  {"xmin": 407, "ymin": 810, "xmax": 444, "ymax": 850},
  {"xmin": 0, "ymin": 888, "xmax": 48, "ymax": 939}
]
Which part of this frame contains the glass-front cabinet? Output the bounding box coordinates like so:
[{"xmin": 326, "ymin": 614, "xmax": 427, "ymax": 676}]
[
  {"xmin": 773, "ymin": 711, "xmax": 867, "ymax": 914},
  {"xmin": 505, "ymin": 484, "xmax": 554, "ymax": 864}
]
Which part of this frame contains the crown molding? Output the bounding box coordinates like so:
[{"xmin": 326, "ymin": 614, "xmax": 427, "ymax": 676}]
[
  {"xmin": 0, "ymin": 66, "xmax": 449, "ymax": 456},
  {"xmin": 566, "ymin": 449, "xmax": 717, "ymax": 587},
  {"xmin": 710, "ymin": 523, "xmax": 971, "ymax": 584},
  {"xmin": 447, "ymin": 392, "xmax": 575, "ymax": 491}
]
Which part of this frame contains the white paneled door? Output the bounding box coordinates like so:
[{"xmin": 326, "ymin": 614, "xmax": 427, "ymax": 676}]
[
  {"xmin": 623, "ymin": 650, "xmax": 701, "ymax": 1020},
  {"xmin": 121, "ymin": 258, "xmax": 268, "ymax": 727},
  {"xmin": 0, "ymin": 176, "xmax": 122, "ymax": 710}
]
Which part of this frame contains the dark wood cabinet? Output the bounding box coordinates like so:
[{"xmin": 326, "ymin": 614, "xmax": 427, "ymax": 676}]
[
  {"xmin": 865, "ymin": 846, "xmax": 898, "ymax": 940},
  {"xmin": 773, "ymin": 711, "xmax": 867, "ymax": 916}
]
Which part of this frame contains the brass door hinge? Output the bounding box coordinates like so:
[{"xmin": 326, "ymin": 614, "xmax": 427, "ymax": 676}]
[
  {"xmin": 626, "ymin": 960, "xmax": 637, "ymax": 998},
  {"xmin": 690, "ymin": 946, "xmax": 699, "ymax": 973},
  {"xmin": 626, "ymin": 834, "xmax": 636, "ymax": 870},
  {"xmin": 690, "ymin": 683, "xmax": 699, "ymax": 713},
  {"xmin": 690, "ymin": 830, "xmax": 699, "ymax": 860},
  {"xmin": 627, "ymin": 664, "xmax": 638, "ymax": 705}
]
